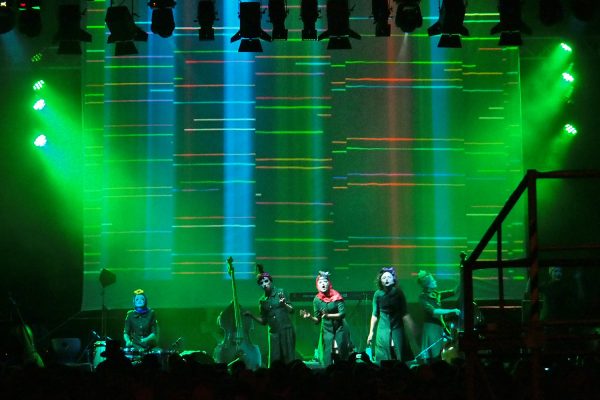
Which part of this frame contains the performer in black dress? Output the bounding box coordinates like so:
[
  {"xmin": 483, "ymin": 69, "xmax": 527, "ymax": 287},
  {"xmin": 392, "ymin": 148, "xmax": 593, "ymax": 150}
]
[
  {"xmin": 244, "ymin": 264, "xmax": 296, "ymax": 366},
  {"xmin": 367, "ymin": 267, "xmax": 415, "ymax": 363},
  {"xmin": 300, "ymin": 271, "xmax": 352, "ymax": 366}
]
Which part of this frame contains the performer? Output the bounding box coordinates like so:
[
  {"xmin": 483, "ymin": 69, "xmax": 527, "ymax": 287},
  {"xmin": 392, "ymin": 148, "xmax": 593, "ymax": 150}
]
[
  {"xmin": 300, "ymin": 271, "xmax": 352, "ymax": 366},
  {"xmin": 244, "ymin": 264, "xmax": 296, "ymax": 366},
  {"xmin": 123, "ymin": 289, "xmax": 159, "ymax": 354},
  {"xmin": 417, "ymin": 270, "xmax": 460, "ymax": 362},
  {"xmin": 367, "ymin": 267, "xmax": 414, "ymax": 363}
]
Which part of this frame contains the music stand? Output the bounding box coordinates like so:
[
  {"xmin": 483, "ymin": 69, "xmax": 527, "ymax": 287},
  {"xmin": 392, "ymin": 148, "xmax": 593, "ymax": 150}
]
[{"xmin": 99, "ymin": 268, "xmax": 116, "ymax": 338}]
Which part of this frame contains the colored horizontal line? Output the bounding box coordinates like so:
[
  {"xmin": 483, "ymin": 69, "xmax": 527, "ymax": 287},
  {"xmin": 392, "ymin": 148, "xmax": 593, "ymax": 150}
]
[
  {"xmin": 256, "ymin": 202, "xmax": 332, "ymax": 206},
  {"xmin": 184, "ymin": 128, "xmax": 254, "ymax": 132},
  {"xmin": 255, "ymin": 130, "xmax": 323, "ymax": 135},
  {"xmin": 347, "ymin": 183, "xmax": 464, "ymax": 187},
  {"xmin": 256, "ymin": 72, "xmax": 325, "ymax": 76},
  {"xmin": 185, "ymin": 60, "xmax": 255, "ymax": 64},
  {"xmin": 177, "ymin": 153, "xmax": 255, "ymax": 157},
  {"xmin": 104, "ymin": 99, "xmax": 173, "ymax": 103},
  {"xmin": 104, "ymin": 65, "xmax": 173, "ymax": 69},
  {"xmin": 193, "ymin": 118, "xmax": 255, "ymax": 121},
  {"xmin": 176, "ymin": 84, "xmax": 255, "ymax": 88},
  {"xmin": 349, "ymin": 137, "xmax": 462, "ymax": 142},
  {"xmin": 255, "ymin": 238, "xmax": 333, "ymax": 242},
  {"xmin": 256, "ymin": 257, "xmax": 328, "ymax": 260},
  {"xmin": 257, "ymin": 166, "xmax": 331, "ymax": 170},
  {"xmin": 87, "ymin": 82, "xmax": 173, "ymax": 87},
  {"xmin": 255, "ymin": 106, "xmax": 331, "ymax": 110},
  {"xmin": 256, "ymin": 158, "xmax": 331, "ymax": 162},
  {"xmin": 347, "ymin": 147, "xmax": 462, "ymax": 151},
  {"xmin": 174, "ymin": 225, "xmax": 256, "ymax": 228},
  {"xmin": 179, "ymin": 180, "xmax": 255, "ymax": 184},
  {"xmin": 275, "ymin": 220, "xmax": 333, "ymax": 224},
  {"xmin": 176, "ymin": 216, "xmax": 254, "ymax": 220},
  {"xmin": 346, "ymin": 78, "xmax": 462, "ymax": 82},
  {"xmin": 346, "ymin": 85, "xmax": 462, "ymax": 89},
  {"xmin": 256, "ymin": 96, "xmax": 331, "ymax": 100}
]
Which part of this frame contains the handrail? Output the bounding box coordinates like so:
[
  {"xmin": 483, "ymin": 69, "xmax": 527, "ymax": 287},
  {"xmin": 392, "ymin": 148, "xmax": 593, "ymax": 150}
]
[{"xmin": 461, "ymin": 169, "xmax": 600, "ymax": 400}]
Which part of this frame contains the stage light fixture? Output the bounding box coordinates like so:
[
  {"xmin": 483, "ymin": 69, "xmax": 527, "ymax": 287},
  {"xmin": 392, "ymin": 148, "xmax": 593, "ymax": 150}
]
[
  {"xmin": 539, "ymin": 0, "xmax": 563, "ymax": 26},
  {"xmin": 33, "ymin": 98, "xmax": 45, "ymax": 110},
  {"xmin": 300, "ymin": 0, "xmax": 319, "ymax": 40},
  {"xmin": 54, "ymin": 4, "xmax": 92, "ymax": 54},
  {"xmin": 105, "ymin": 5, "xmax": 148, "ymax": 56},
  {"xmin": 394, "ymin": 0, "xmax": 422, "ymax": 33},
  {"xmin": 372, "ymin": 0, "xmax": 391, "ymax": 37},
  {"xmin": 0, "ymin": 1, "xmax": 16, "ymax": 34},
  {"xmin": 230, "ymin": 2, "xmax": 272, "ymax": 52},
  {"xmin": 318, "ymin": 0, "xmax": 361, "ymax": 50},
  {"xmin": 197, "ymin": 0, "xmax": 216, "ymax": 40},
  {"xmin": 32, "ymin": 79, "xmax": 45, "ymax": 91},
  {"xmin": 427, "ymin": 0, "xmax": 469, "ymax": 48},
  {"xmin": 17, "ymin": 0, "xmax": 41, "ymax": 37},
  {"xmin": 34, "ymin": 134, "xmax": 47, "ymax": 147},
  {"xmin": 148, "ymin": 0, "xmax": 175, "ymax": 38},
  {"xmin": 268, "ymin": 0, "xmax": 288, "ymax": 40},
  {"xmin": 490, "ymin": 0, "xmax": 531, "ymax": 46},
  {"xmin": 563, "ymin": 123, "xmax": 577, "ymax": 136}
]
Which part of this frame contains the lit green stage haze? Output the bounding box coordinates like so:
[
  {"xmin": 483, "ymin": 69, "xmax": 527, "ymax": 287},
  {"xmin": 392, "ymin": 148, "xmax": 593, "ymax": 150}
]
[{"xmin": 81, "ymin": 1, "xmax": 525, "ymax": 311}]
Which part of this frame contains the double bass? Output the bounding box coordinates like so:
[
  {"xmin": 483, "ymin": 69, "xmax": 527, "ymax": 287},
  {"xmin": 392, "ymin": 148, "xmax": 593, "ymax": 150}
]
[{"xmin": 212, "ymin": 257, "xmax": 261, "ymax": 369}]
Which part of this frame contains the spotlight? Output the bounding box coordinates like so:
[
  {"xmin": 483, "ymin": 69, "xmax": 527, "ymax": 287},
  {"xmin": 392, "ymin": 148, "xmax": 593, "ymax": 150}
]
[
  {"xmin": 105, "ymin": 5, "xmax": 148, "ymax": 56},
  {"xmin": 268, "ymin": 0, "xmax": 288, "ymax": 40},
  {"xmin": 394, "ymin": 0, "xmax": 422, "ymax": 33},
  {"xmin": 148, "ymin": 0, "xmax": 175, "ymax": 38},
  {"xmin": 318, "ymin": 0, "xmax": 361, "ymax": 50},
  {"xmin": 197, "ymin": 0, "xmax": 216, "ymax": 40},
  {"xmin": 372, "ymin": 0, "xmax": 391, "ymax": 37},
  {"xmin": 538, "ymin": 0, "xmax": 563, "ymax": 26},
  {"xmin": 490, "ymin": 0, "xmax": 531, "ymax": 46},
  {"xmin": 300, "ymin": 0, "xmax": 319, "ymax": 40},
  {"xmin": 54, "ymin": 4, "xmax": 92, "ymax": 54},
  {"xmin": 17, "ymin": 0, "xmax": 41, "ymax": 37},
  {"xmin": 0, "ymin": 0, "xmax": 16, "ymax": 34},
  {"xmin": 563, "ymin": 123, "xmax": 578, "ymax": 136},
  {"xmin": 427, "ymin": 0, "xmax": 469, "ymax": 48},
  {"xmin": 230, "ymin": 2, "xmax": 272, "ymax": 52}
]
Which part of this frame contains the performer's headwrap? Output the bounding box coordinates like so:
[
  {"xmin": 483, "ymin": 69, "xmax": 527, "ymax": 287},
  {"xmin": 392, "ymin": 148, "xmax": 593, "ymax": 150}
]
[
  {"xmin": 417, "ymin": 270, "xmax": 435, "ymax": 289},
  {"xmin": 378, "ymin": 267, "xmax": 397, "ymax": 289},
  {"xmin": 256, "ymin": 263, "xmax": 273, "ymax": 288},
  {"xmin": 315, "ymin": 271, "xmax": 344, "ymax": 303},
  {"xmin": 133, "ymin": 288, "xmax": 149, "ymax": 314}
]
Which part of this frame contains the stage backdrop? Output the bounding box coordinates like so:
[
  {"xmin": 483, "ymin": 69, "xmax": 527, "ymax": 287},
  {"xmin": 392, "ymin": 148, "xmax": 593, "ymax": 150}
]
[{"xmin": 81, "ymin": 1, "xmax": 525, "ymax": 311}]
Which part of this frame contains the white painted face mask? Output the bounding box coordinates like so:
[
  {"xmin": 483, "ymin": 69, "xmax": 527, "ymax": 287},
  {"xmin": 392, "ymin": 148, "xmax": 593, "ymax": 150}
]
[
  {"xmin": 260, "ymin": 276, "xmax": 272, "ymax": 289},
  {"xmin": 381, "ymin": 271, "xmax": 395, "ymax": 287},
  {"xmin": 317, "ymin": 277, "xmax": 330, "ymax": 293}
]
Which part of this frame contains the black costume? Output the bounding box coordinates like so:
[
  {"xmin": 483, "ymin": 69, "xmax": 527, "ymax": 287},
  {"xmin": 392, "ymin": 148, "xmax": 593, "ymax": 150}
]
[
  {"xmin": 419, "ymin": 288, "xmax": 455, "ymax": 360},
  {"xmin": 259, "ymin": 287, "xmax": 296, "ymax": 366},
  {"xmin": 313, "ymin": 296, "xmax": 351, "ymax": 365},
  {"xmin": 372, "ymin": 286, "xmax": 408, "ymax": 361}
]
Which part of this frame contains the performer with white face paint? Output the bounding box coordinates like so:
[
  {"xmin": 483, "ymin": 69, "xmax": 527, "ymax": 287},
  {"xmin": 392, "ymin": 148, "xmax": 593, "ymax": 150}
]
[
  {"xmin": 367, "ymin": 267, "xmax": 412, "ymax": 363},
  {"xmin": 123, "ymin": 289, "xmax": 159, "ymax": 352},
  {"xmin": 417, "ymin": 270, "xmax": 460, "ymax": 362},
  {"xmin": 300, "ymin": 271, "xmax": 352, "ymax": 366},
  {"xmin": 244, "ymin": 264, "xmax": 296, "ymax": 366}
]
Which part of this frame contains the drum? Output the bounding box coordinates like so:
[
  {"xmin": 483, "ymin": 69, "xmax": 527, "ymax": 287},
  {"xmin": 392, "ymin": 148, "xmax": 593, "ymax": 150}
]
[
  {"xmin": 123, "ymin": 346, "xmax": 145, "ymax": 365},
  {"xmin": 91, "ymin": 341, "xmax": 106, "ymax": 370}
]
